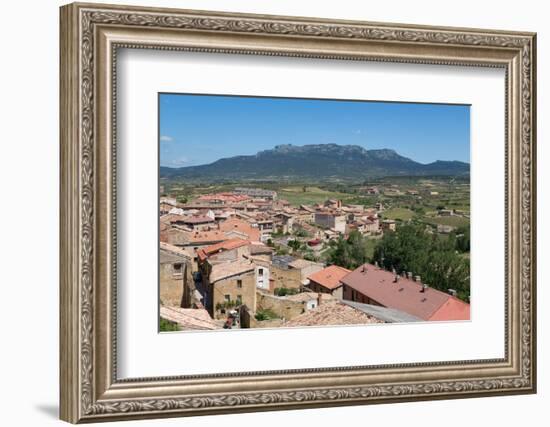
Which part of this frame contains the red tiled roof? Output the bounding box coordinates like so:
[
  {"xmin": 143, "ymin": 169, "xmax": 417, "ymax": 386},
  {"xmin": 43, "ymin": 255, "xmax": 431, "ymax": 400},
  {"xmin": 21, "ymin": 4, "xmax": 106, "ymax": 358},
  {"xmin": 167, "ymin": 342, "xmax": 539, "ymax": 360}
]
[
  {"xmin": 197, "ymin": 238, "xmax": 250, "ymax": 262},
  {"xmin": 187, "ymin": 230, "xmax": 227, "ymax": 244},
  {"xmin": 429, "ymin": 297, "xmax": 470, "ymax": 321},
  {"xmin": 219, "ymin": 218, "xmax": 261, "ymax": 241},
  {"xmin": 308, "ymin": 265, "xmax": 351, "ymax": 290},
  {"xmin": 340, "ymin": 263, "xmax": 470, "ymax": 321}
]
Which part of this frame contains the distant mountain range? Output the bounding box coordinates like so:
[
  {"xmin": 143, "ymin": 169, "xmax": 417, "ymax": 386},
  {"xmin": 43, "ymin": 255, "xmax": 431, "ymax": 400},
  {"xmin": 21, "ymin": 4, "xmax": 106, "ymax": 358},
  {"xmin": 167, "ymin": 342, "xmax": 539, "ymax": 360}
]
[{"xmin": 160, "ymin": 144, "xmax": 469, "ymax": 180}]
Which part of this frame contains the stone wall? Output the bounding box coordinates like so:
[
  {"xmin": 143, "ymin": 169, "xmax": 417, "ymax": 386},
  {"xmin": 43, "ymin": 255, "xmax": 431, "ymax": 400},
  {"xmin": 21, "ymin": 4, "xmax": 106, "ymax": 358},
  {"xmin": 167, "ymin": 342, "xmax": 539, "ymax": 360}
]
[
  {"xmin": 256, "ymin": 292, "xmax": 307, "ymax": 321},
  {"xmin": 240, "ymin": 305, "xmax": 285, "ymax": 329},
  {"xmin": 270, "ymin": 265, "xmax": 302, "ymax": 291}
]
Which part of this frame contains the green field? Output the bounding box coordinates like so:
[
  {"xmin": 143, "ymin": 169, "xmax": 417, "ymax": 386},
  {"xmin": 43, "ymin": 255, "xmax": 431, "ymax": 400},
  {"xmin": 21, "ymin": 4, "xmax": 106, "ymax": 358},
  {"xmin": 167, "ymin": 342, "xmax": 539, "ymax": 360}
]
[
  {"xmin": 163, "ymin": 178, "xmax": 470, "ymax": 224},
  {"xmin": 279, "ymin": 186, "xmax": 355, "ymax": 206},
  {"xmin": 381, "ymin": 207, "xmax": 415, "ymax": 221},
  {"xmin": 425, "ymin": 216, "xmax": 470, "ymax": 228}
]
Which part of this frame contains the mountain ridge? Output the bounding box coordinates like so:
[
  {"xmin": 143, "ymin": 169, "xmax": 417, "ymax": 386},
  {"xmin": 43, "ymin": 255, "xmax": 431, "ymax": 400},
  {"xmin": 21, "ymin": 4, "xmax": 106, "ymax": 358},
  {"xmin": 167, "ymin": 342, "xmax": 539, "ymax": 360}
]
[{"xmin": 161, "ymin": 143, "xmax": 469, "ymax": 180}]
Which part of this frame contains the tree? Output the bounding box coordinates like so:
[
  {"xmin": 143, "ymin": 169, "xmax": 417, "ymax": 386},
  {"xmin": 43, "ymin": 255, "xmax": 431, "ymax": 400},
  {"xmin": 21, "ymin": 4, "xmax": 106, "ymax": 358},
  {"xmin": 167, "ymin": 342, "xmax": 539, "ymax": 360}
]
[
  {"xmin": 326, "ymin": 231, "xmax": 371, "ymax": 270},
  {"xmin": 372, "ymin": 224, "xmax": 470, "ymax": 301},
  {"xmin": 176, "ymin": 195, "xmax": 188, "ymax": 204},
  {"xmin": 454, "ymin": 226, "xmax": 470, "ymax": 252},
  {"xmin": 288, "ymin": 239, "xmax": 302, "ymax": 252}
]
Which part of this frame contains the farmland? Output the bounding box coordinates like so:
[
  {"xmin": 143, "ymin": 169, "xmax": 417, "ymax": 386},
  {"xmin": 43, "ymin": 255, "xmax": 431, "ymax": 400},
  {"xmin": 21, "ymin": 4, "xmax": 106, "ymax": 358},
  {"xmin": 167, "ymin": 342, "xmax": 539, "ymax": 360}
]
[{"xmin": 162, "ymin": 175, "xmax": 470, "ymax": 237}]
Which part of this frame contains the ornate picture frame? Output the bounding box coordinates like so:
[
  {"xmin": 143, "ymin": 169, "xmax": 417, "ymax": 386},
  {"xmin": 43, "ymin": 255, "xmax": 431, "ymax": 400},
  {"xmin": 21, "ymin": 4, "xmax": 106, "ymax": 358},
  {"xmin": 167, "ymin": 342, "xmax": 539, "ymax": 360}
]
[{"xmin": 60, "ymin": 2, "xmax": 536, "ymax": 423}]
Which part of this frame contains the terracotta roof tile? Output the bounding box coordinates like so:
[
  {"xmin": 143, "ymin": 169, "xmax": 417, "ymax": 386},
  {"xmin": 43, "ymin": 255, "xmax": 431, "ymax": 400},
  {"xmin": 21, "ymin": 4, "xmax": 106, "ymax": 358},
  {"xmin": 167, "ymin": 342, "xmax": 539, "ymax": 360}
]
[
  {"xmin": 340, "ymin": 263, "xmax": 470, "ymax": 321},
  {"xmin": 187, "ymin": 229, "xmax": 227, "ymax": 244},
  {"xmin": 307, "ymin": 265, "xmax": 351, "ymax": 290},
  {"xmin": 219, "ymin": 218, "xmax": 261, "ymax": 241},
  {"xmin": 283, "ymin": 302, "xmax": 383, "ymax": 327},
  {"xmin": 197, "ymin": 238, "xmax": 251, "ymax": 262}
]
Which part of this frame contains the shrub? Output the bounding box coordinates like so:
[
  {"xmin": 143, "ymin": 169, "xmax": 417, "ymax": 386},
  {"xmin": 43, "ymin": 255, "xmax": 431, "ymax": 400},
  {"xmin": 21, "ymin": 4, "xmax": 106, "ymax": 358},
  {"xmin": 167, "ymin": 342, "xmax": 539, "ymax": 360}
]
[
  {"xmin": 274, "ymin": 287, "xmax": 299, "ymax": 297},
  {"xmin": 255, "ymin": 309, "xmax": 279, "ymax": 321},
  {"xmin": 159, "ymin": 318, "xmax": 179, "ymax": 332}
]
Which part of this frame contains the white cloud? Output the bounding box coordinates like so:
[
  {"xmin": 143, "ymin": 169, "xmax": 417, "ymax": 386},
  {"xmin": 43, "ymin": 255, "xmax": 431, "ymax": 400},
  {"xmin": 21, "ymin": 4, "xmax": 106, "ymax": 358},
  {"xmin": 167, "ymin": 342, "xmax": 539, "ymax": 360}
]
[
  {"xmin": 354, "ymin": 129, "xmax": 362, "ymax": 135},
  {"xmin": 160, "ymin": 135, "xmax": 173, "ymax": 142}
]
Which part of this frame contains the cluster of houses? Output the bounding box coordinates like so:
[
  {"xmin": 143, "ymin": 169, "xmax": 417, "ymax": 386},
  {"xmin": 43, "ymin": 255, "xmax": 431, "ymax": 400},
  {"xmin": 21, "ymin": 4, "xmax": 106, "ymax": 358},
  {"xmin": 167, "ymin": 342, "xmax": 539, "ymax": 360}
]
[
  {"xmin": 159, "ymin": 187, "xmax": 469, "ymax": 330},
  {"xmin": 160, "ymin": 189, "xmax": 395, "ymax": 258}
]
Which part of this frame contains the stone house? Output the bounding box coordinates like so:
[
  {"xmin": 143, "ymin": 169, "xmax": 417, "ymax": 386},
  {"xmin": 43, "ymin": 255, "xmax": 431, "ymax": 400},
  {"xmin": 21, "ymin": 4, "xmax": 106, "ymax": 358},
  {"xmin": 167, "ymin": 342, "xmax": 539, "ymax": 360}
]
[
  {"xmin": 202, "ymin": 260, "xmax": 257, "ymax": 318},
  {"xmin": 197, "ymin": 240, "xmax": 273, "ymax": 316},
  {"xmin": 273, "ymin": 212, "xmax": 294, "ymax": 234},
  {"xmin": 270, "ymin": 256, "xmax": 324, "ymax": 292},
  {"xmin": 306, "ymin": 265, "xmax": 351, "ymax": 300},
  {"xmin": 159, "ymin": 242, "xmax": 193, "ymax": 307},
  {"xmin": 181, "ymin": 214, "xmax": 215, "ymax": 231},
  {"xmin": 314, "ymin": 212, "xmax": 346, "ymax": 233},
  {"xmin": 161, "ymin": 228, "xmax": 228, "ymax": 271},
  {"xmin": 256, "ymin": 218, "xmax": 274, "ymax": 242}
]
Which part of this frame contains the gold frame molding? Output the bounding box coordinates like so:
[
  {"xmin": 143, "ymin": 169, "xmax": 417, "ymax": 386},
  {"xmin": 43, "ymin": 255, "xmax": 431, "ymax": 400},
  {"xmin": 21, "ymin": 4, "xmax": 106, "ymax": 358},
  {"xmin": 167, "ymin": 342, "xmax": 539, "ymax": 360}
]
[{"xmin": 60, "ymin": 2, "xmax": 537, "ymax": 423}]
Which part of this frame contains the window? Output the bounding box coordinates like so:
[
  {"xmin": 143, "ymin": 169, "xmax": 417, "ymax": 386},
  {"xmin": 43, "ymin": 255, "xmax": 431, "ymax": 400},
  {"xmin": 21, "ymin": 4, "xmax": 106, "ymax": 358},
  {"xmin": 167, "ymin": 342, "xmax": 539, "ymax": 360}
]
[
  {"xmin": 237, "ymin": 280, "xmax": 242, "ymax": 289},
  {"xmin": 258, "ymin": 268, "xmax": 264, "ymax": 276},
  {"xmin": 236, "ymin": 295, "xmax": 242, "ymax": 304},
  {"xmin": 173, "ymin": 263, "xmax": 182, "ymax": 272},
  {"xmin": 224, "ymin": 294, "xmax": 231, "ymax": 302}
]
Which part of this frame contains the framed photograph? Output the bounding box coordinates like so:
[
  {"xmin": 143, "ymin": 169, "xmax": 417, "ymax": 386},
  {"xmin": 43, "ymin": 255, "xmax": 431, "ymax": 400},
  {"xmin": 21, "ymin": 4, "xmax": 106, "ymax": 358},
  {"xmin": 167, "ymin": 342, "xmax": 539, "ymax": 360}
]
[{"xmin": 60, "ymin": 2, "xmax": 537, "ymax": 423}]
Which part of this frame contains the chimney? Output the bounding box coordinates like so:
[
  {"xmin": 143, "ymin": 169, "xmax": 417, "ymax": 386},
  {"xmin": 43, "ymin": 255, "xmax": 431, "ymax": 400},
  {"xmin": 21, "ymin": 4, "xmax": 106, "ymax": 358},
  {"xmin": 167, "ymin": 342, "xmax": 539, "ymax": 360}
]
[
  {"xmin": 393, "ymin": 274, "xmax": 399, "ymax": 283},
  {"xmin": 414, "ymin": 275, "xmax": 421, "ymax": 282},
  {"xmin": 420, "ymin": 283, "xmax": 429, "ymax": 293},
  {"xmin": 401, "ymin": 271, "xmax": 407, "ymax": 278},
  {"xmin": 374, "ymin": 261, "xmax": 379, "ymax": 268},
  {"xmin": 448, "ymin": 289, "xmax": 457, "ymax": 297},
  {"xmin": 407, "ymin": 272, "xmax": 413, "ymax": 280},
  {"xmin": 392, "ymin": 267, "xmax": 396, "ymax": 275},
  {"xmin": 362, "ymin": 265, "xmax": 367, "ymax": 273}
]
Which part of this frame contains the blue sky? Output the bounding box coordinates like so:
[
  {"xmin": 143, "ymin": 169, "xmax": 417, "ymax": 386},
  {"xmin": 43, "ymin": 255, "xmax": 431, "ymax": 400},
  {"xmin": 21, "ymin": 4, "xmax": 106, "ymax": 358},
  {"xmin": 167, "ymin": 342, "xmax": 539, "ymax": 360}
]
[{"xmin": 159, "ymin": 93, "xmax": 470, "ymax": 168}]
